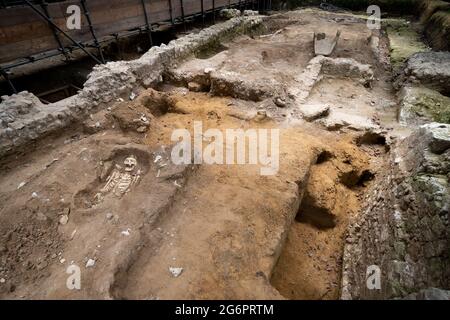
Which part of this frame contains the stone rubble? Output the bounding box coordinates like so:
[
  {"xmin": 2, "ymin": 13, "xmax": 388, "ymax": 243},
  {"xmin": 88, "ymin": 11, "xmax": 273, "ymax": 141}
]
[
  {"xmin": 394, "ymin": 52, "xmax": 450, "ymax": 94},
  {"xmin": 299, "ymin": 104, "xmax": 330, "ymax": 122},
  {"xmin": 0, "ymin": 8, "xmax": 448, "ymax": 300},
  {"xmin": 220, "ymin": 8, "xmax": 241, "ymax": 19}
]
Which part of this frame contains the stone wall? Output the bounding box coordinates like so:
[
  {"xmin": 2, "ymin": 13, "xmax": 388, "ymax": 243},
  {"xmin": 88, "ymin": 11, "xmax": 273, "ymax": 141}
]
[
  {"xmin": 394, "ymin": 52, "xmax": 450, "ymax": 96},
  {"xmin": 0, "ymin": 15, "xmax": 263, "ymax": 159},
  {"xmin": 342, "ymin": 49, "xmax": 450, "ymax": 300},
  {"xmin": 395, "ymin": 52, "xmax": 450, "ymax": 126},
  {"xmin": 341, "ymin": 123, "xmax": 450, "ymax": 299}
]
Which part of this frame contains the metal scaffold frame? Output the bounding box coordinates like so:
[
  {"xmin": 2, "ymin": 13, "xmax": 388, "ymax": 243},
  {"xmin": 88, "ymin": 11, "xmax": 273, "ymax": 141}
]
[{"xmin": 0, "ymin": 0, "xmax": 271, "ymax": 94}]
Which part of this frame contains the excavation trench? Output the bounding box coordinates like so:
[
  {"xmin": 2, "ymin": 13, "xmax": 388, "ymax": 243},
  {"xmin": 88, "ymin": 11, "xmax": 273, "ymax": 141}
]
[
  {"xmin": 0, "ymin": 8, "xmax": 411, "ymax": 299},
  {"xmin": 86, "ymin": 88, "xmax": 382, "ymax": 300},
  {"xmin": 270, "ymin": 137, "xmax": 378, "ymax": 300}
]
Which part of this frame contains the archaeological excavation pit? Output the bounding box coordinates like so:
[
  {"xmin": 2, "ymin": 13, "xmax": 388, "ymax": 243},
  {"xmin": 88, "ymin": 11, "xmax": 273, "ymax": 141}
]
[{"xmin": 0, "ymin": 0, "xmax": 449, "ymax": 304}]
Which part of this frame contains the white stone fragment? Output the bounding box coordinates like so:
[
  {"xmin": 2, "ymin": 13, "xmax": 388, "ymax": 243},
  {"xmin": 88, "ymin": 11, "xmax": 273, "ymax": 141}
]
[
  {"xmin": 169, "ymin": 267, "xmax": 183, "ymax": 277},
  {"xmin": 86, "ymin": 259, "xmax": 96, "ymax": 268},
  {"xmin": 59, "ymin": 215, "xmax": 69, "ymax": 225}
]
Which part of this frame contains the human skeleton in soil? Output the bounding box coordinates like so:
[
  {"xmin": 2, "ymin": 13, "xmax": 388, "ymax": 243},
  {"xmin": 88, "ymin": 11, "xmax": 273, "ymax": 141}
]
[{"xmin": 94, "ymin": 155, "xmax": 141, "ymax": 201}]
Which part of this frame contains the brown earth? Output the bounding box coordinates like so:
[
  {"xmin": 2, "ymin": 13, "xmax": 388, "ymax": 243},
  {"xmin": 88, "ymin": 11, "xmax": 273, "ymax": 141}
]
[{"xmin": 0, "ymin": 9, "xmax": 404, "ymax": 299}]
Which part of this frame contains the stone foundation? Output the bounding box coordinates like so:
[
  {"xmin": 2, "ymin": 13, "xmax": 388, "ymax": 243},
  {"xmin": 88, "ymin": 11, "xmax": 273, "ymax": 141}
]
[{"xmin": 342, "ymin": 123, "xmax": 450, "ymax": 299}]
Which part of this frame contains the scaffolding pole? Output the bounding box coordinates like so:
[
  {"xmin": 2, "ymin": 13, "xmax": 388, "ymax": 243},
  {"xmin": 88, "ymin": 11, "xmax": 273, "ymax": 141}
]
[
  {"xmin": 141, "ymin": 0, "xmax": 153, "ymax": 46},
  {"xmin": 201, "ymin": 0, "xmax": 204, "ymax": 27},
  {"xmin": 180, "ymin": 0, "xmax": 186, "ymax": 31},
  {"xmin": 24, "ymin": 0, "xmax": 102, "ymax": 65},
  {"xmin": 40, "ymin": 0, "xmax": 70, "ymax": 61},
  {"xmin": 168, "ymin": 0, "xmax": 174, "ymax": 25},
  {"xmin": 0, "ymin": 68, "xmax": 17, "ymax": 95},
  {"xmin": 80, "ymin": 0, "xmax": 105, "ymax": 63}
]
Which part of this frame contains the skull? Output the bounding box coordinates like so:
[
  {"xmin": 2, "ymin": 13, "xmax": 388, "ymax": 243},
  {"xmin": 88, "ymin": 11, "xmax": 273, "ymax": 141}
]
[{"xmin": 123, "ymin": 155, "xmax": 137, "ymax": 172}]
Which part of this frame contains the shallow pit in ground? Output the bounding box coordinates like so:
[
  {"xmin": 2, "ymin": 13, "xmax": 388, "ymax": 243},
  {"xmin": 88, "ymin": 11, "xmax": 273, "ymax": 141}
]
[{"xmin": 295, "ymin": 192, "xmax": 337, "ymax": 229}]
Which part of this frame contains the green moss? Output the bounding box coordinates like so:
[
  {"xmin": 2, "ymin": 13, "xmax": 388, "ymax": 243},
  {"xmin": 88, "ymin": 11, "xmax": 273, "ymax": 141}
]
[
  {"xmin": 429, "ymin": 257, "xmax": 443, "ymax": 276},
  {"xmin": 412, "ymin": 174, "xmax": 449, "ymax": 215},
  {"xmin": 384, "ymin": 18, "xmax": 430, "ymax": 70},
  {"xmin": 389, "ymin": 279, "xmax": 409, "ymax": 297},
  {"xmin": 394, "ymin": 241, "xmax": 406, "ymax": 259},
  {"xmin": 407, "ymin": 90, "xmax": 450, "ymax": 123},
  {"xmin": 195, "ymin": 39, "xmax": 227, "ymax": 59}
]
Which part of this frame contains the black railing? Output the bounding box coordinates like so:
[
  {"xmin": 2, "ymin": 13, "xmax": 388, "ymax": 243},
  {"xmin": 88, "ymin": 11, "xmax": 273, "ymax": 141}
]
[
  {"xmin": 1, "ymin": 0, "xmax": 65, "ymax": 8},
  {"xmin": 0, "ymin": 0, "xmax": 269, "ymax": 94}
]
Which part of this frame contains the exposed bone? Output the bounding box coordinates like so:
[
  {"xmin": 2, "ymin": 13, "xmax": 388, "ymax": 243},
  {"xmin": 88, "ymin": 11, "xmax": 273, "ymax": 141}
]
[{"xmin": 94, "ymin": 155, "xmax": 141, "ymax": 201}]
